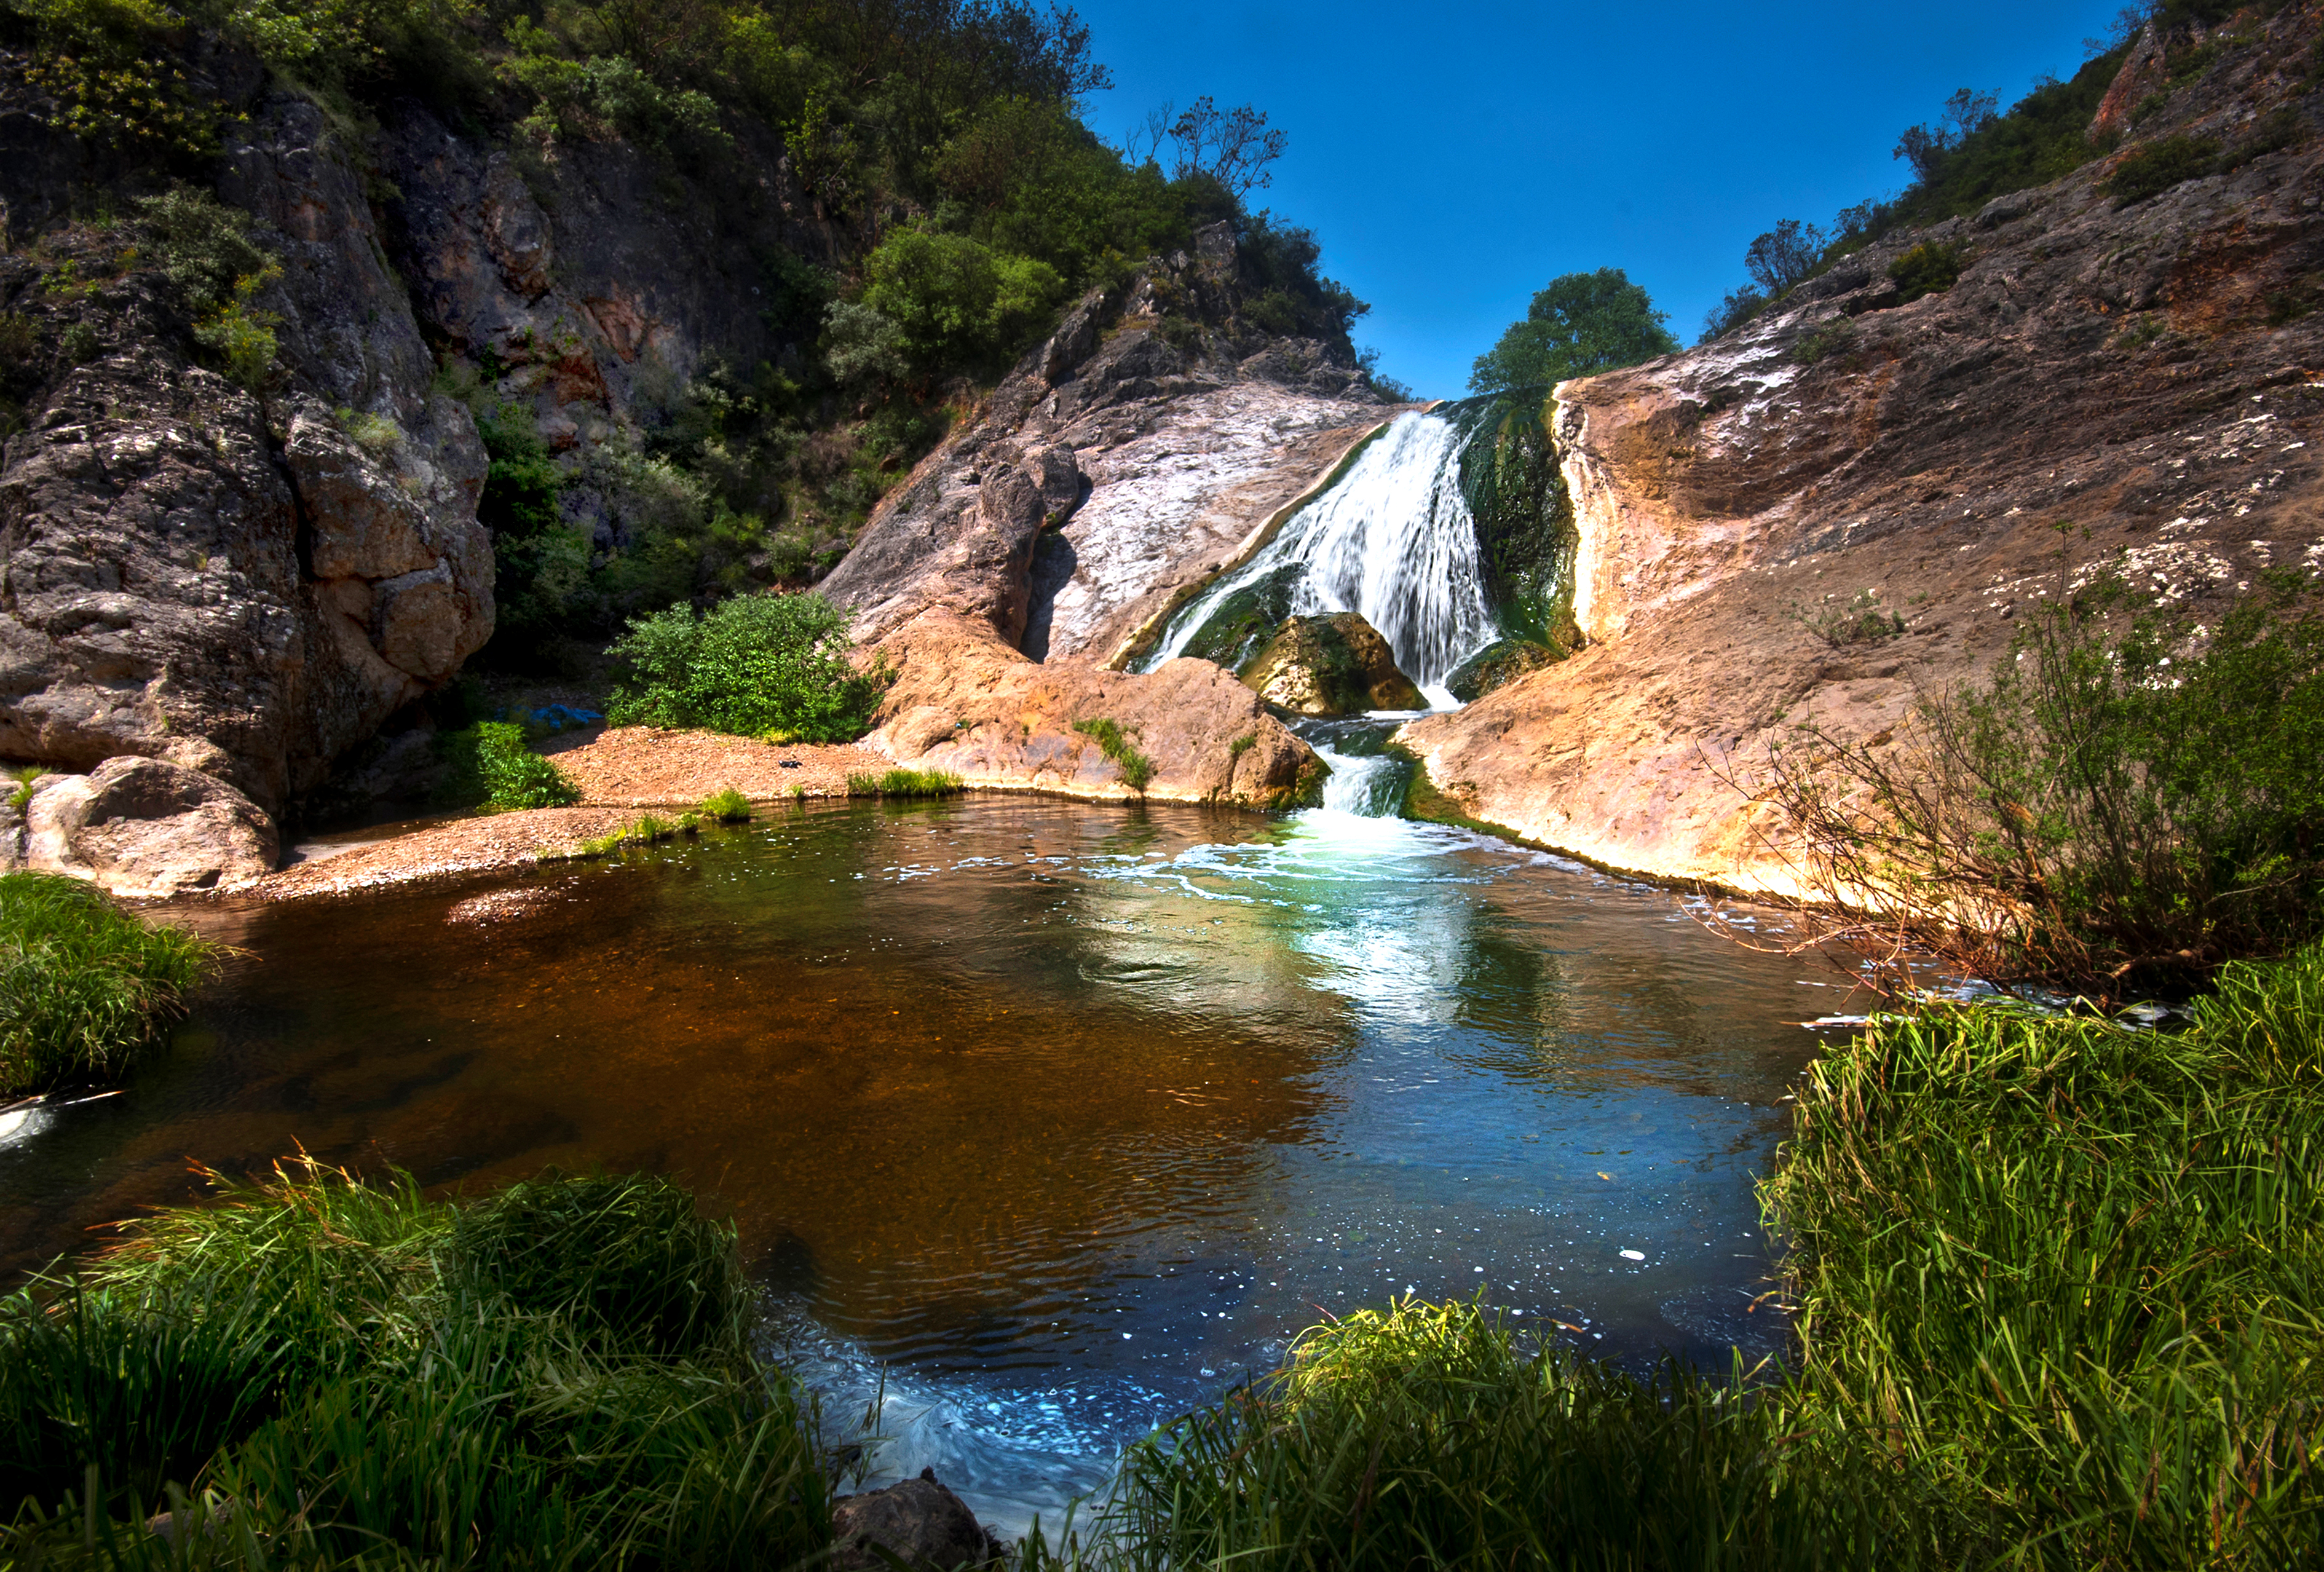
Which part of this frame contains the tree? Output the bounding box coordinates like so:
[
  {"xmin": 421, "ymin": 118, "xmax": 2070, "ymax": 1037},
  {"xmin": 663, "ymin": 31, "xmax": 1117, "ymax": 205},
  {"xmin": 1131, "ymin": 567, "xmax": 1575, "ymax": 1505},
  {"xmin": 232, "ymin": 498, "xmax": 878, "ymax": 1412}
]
[
  {"xmin": 1744, "ymin": 218, "xmax": 1827, "ymax": 296},
  {"xmin": 1893, "ymin": 87, "xmax": 1999, "ymax": 183},
  {"xmin": 1128, "ymin": 96, "xmax": 1286, "ymax": 197},
  {"xmin": 1466, "ymin": 267, "xmax": 1678, "ymax": 393}
]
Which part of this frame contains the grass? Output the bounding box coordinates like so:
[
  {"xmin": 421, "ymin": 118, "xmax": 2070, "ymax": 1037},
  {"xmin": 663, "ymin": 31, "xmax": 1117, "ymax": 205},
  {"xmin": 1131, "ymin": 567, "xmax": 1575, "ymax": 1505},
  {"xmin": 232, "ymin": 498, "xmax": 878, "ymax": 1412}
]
[
  {"xmin": 1072, "ymin": 717, "xmax": 1157, "ymax": 792},
  {"xmin": 699, "ymin": 788, "xmax": 753, "ymax": 823},
  {"xmin": 0, "ymin": 872, "xmax": 218, "ymax": 1096},
  {"xmin": 844, "ymin": 768, "xmax": 965, "ymax": 799},
  {"xmin": 566, "ymin": 812, "xmax": 701, "ymax": 858},
  {"xmin": 0, "ymin": 1159, "xmax": 830, "ymax": 1568}
]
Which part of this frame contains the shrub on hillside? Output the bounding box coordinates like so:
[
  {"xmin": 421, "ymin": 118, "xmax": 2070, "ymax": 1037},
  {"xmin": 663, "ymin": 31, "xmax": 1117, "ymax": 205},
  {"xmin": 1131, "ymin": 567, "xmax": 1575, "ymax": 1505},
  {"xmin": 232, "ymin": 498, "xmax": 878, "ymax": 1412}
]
[
  {"xmin": 1752, "ymin": 572, "xmax": 2324, "ymax": 994},
  {"xmin": 1886, "ymin": 241, "xmax": 1963, "ymax": 303},
  {"xmin": 0, "ymin": 871, "xmax": 216, "ymax": 1095},
  {"xmin": 604, "ymin": 591, "xmax": 889, "ymax": 743},
  {"xmin": 2101, "ymin": 134, "xmax": 2220, "ymax": 205}
]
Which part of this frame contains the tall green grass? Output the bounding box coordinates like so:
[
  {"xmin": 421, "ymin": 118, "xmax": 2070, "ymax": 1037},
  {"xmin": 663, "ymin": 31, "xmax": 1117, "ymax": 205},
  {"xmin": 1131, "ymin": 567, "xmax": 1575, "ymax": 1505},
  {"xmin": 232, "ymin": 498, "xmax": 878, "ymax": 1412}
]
[
  {"xmin": 845, "ymin": 767, "xmax": 964, "ymax": 799},
  {"xmin": 0, "ymin": 872, "xmax": 218, "ymax": 1096},
  {"xmin": 433, "ymin": 721, "xmax": 583, "ymax": 812},
  {"xmin": 0, "ymin": 1160, "xmax": 829, "ymax": 1569}
]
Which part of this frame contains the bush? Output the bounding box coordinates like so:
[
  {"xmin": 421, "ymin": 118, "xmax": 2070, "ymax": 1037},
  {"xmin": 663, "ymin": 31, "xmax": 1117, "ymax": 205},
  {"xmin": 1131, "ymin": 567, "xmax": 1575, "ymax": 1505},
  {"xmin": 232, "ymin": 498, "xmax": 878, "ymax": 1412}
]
[
  {"xmin": 858, "ymin": 228, "xmax": 1067, "ymax": 371},
  {"xmin": 1697, "ymin": 283, "xmax": 1768, "ymax": 344},
  {"xmin": 0, "ymin": 872, "xmax": 216, "ymax": 1095},
  {"xmin": 604, "ymin": 591, "xmax": 888, "ymax": 743},
  {"xmin": 700, "ymin": 787, "xmax": 753, "ymax": 822},
  {"xmin": 1886, "ymin": 240, "xmax": 1962, "ymax": 302},
  {"xmin": 0, "ymin": 1159, "xmax": 829, "ymax": 1563},
  {"xmin": 1751, "ymin": 574, "xmax": 2324, "ymax": 994},
  {"xmin": 2100, "ymin": 133, "xmax": 2219, "ymax": 205},
  {"xmin": 435, "ymin": 721, "xmax": 583, "ymax": 810}
]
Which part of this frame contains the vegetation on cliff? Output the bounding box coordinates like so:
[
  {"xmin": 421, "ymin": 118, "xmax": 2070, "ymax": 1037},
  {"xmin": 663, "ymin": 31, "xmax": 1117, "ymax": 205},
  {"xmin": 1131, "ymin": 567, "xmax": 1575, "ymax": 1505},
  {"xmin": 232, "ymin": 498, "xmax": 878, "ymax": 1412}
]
[
  {"xmin": 0, "ymin": 0, "xmax": 1389, "ymax": 676},
  {"xmin": 0, "ymin": 872, "xmax": 217, "ymax": 1096},
  {"xmin": 1755, "ymin": 573, "xmax": 2324, "ymax": 997}
]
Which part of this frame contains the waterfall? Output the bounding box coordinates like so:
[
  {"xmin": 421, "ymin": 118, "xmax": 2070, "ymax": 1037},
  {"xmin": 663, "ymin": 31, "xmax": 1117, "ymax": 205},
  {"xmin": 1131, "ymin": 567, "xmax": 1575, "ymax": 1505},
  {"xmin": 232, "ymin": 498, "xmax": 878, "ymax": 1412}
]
[{"xmin": 1141, "ymin": 411, "xmax": 1498, "ymax": 696}]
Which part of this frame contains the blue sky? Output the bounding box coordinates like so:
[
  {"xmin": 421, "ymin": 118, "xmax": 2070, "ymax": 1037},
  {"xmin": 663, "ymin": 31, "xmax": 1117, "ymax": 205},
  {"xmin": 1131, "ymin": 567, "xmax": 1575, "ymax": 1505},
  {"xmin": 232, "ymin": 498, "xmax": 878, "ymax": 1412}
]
[{"xmin": 1067, "ymin": 1, "xmax": 2132, "ymax": 398}]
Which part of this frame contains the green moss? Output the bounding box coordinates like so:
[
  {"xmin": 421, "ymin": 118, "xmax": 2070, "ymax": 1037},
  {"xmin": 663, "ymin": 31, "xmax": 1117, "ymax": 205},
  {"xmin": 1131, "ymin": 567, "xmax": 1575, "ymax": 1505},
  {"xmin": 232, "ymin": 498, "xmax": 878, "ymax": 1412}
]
[{"xmin": 1449, "ymin": 390, "xmax": 1580, "ymax": 648}]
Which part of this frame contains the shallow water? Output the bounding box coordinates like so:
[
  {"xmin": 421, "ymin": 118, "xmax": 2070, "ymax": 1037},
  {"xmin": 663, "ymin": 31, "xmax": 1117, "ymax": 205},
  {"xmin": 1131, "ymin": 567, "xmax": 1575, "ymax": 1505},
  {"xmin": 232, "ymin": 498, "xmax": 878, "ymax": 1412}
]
[{"xmin": 0, "ymin": 797, "xmax": 1827, "ymax": 1528}]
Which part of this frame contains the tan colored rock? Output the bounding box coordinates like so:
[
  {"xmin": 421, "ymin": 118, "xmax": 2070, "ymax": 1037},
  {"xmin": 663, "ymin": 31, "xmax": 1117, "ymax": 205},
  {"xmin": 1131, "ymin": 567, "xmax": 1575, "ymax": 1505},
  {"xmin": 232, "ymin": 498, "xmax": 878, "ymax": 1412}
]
[
  {"xmin": 25, "ymin": 757, "xmax": 278, "ymax": 897},
  {"xmin": 1399, "ymin": 17, "xmax": 2324, "ymax": 893},
  {"xmin": 1240, "ymin": 612, "xmax": 1423, "ymax": 715}
]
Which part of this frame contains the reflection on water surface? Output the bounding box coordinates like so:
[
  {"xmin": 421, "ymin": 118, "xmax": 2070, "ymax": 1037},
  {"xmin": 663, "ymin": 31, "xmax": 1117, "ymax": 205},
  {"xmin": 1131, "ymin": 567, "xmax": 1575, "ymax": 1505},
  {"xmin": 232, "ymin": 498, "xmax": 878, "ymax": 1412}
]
[{"xmin": 0, "ymin": 797, "xmax": 1824, "ymax": 1525}]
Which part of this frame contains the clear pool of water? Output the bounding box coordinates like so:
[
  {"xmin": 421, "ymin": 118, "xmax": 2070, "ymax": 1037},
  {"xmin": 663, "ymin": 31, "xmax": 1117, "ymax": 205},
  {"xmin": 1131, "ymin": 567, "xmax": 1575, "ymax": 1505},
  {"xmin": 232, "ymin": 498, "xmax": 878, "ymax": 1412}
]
[{"xmin": 0, "ymin": 796, "xmax": 1827, "ymax": 1530}]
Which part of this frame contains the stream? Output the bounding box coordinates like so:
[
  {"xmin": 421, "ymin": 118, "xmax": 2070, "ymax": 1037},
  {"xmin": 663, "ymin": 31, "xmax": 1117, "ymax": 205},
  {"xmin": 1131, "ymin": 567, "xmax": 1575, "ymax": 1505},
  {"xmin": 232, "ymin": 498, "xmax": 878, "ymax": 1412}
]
[{"xmin": 0, "ymin": 791, "xmax": 1827, "ymax": 1532}]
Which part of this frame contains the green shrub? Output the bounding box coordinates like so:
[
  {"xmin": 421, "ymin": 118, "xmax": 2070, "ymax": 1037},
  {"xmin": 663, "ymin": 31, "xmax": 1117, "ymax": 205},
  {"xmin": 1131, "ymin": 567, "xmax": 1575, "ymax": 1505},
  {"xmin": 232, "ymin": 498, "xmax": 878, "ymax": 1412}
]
[
  {"xmin": 0, "ymin": 1159, "xmax": 828, "ymax": 1563},
  {"xmin": 858, "ymin": 227, "xmax": 1067, "ymax": 370},
  {"xmin": 604, "ymin": 591, "xmax": 889, "ymax": 743},
  {"xmin": 1791, "ymin": 318, "xmax": 1857, "ymax": 366},
  {"xmin": 699, "ymin": 787, "xmax": 753, "ymax": 822},
  {"xmin": 1794, "ymin": 589, "xmax": 1903, "ymax": 646},
  {"xmin": 1072, "ymin": 717, "xmax": 1156, "ymax": 792},
  {"xmin": 0, "ymin": 871, "xmax": 216, "ymax": 1095},
  {"xmin": 1757, "ymin": 574, "xmax": 2324, "ymax": 993},
  {"xmin": 1886, "ymin": 241, "xmax": 1962, "ymax": 303},
  {"xmin": 435, "ymin": 721, "xmax": 583, "ymax": 810},
  {"xmin": 2101, "ymin": 135, "xmax": 2220, "ymax": 206},
  {"xmin": 845, "ymin": 767, "xmax": 963, "ymax": 798}
]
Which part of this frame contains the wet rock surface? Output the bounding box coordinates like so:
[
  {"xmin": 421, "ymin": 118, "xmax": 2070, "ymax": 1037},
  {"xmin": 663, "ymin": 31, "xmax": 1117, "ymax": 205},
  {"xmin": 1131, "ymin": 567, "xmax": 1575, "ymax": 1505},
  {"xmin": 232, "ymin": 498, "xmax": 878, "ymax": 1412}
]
[
  {"xmin": 1241, "ymin": 612, "xmax": 1425, "ymax": 715},
  {"xmin": 829, "ymin": 1469, "xmax": 1002, "ymax": 1572},
  {"xmin": 1401, "ymin": 9, "xmax": 2324, "ymax": 891}
]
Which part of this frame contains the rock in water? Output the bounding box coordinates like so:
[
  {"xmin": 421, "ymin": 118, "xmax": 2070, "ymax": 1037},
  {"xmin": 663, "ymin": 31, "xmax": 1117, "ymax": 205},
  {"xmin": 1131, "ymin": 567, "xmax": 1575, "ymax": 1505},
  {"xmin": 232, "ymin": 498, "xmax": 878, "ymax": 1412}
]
[
  {"xmin": 23, "ymin": 757, "xmax": 279, "ymax": 896},
  {"xmin": 830, "ymin": 1469, "xmax": 1001, "ymax": 1570},
  {"xmin": 1240, "ymin": 614, "xmax": 1425, "ymax": 715}
]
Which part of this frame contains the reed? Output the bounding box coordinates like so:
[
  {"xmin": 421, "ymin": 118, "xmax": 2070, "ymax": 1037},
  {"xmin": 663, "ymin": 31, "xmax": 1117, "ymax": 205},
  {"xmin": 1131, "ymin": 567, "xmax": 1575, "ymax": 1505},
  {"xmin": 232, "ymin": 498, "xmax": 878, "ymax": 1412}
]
[
  {"xmin": 0, "ymin": 872, "xmax": 219, "ymax": 1096},
  {"xmin": 698, "ymin": 788, "xmax": 754, "ymax": 823}
]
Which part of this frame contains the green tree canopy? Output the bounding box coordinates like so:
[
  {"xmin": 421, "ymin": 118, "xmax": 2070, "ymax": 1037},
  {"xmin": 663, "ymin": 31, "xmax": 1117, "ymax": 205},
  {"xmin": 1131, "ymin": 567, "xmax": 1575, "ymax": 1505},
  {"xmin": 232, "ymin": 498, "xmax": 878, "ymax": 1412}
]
[{"xmin": 1467, "ymin": 268, "xmax": 1679, "ymax": 393}]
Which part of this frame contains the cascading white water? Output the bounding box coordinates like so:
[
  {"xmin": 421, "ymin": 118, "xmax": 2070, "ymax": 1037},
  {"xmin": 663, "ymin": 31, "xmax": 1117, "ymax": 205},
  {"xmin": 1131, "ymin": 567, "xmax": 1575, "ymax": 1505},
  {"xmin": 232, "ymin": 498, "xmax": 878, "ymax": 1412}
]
[
  {"xmin": 1144, "ymin": 411, "xmax": 1497, "ymax": 695},
  {"xmin": 1312, "ymin": 745, "xmax": 1405, "ymax": 817}
]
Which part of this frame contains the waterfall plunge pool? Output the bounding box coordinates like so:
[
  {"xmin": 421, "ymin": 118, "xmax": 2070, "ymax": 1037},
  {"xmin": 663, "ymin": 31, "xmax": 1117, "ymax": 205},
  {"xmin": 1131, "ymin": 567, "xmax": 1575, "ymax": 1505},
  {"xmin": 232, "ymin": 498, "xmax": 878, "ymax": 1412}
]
[{"xmin": 0, "ymin": 796, "xmax": 1828, "ymax": 1531}]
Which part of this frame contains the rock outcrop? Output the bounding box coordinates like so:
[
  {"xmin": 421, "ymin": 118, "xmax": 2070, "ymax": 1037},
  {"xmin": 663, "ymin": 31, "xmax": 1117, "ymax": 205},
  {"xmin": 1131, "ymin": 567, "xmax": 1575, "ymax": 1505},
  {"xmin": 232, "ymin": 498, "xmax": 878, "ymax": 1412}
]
[
  {"xmin": 1240, "ymin": 612, "xmax": 1424, "ymax": 715},
  {"xmin": 22, "ymin": 757, "xmax": 278, "ymax": 896},
  {"xmin": 1401, "ymin": 11, "xmax": 2324, "ymax": 892},
  {"xmin": 0, "ymin": 90, "xmax": 494, "ymax": 826},
  {"xmin": 822, "ymin": 231, "xmax": 1396, "ymax": 805}
]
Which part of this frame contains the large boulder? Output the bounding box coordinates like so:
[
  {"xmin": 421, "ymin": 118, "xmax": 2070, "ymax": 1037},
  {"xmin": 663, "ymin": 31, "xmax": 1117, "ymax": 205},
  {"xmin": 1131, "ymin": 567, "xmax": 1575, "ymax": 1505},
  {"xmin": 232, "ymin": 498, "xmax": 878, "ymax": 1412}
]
[
  {"xmin": 829, "ymin": 1469, "xmax": 1000, "ymax": 1571},
  {"xmin": 23, "ymin": 756, "xmax": 279, "ymax": 897},
  {"xmin": 1445, "ymin": 637, "xmax": 1565, "ymax": 704},
  {"xmin": 1240, "ymin": 612, "xmax": 1424, "ymax": 715}
]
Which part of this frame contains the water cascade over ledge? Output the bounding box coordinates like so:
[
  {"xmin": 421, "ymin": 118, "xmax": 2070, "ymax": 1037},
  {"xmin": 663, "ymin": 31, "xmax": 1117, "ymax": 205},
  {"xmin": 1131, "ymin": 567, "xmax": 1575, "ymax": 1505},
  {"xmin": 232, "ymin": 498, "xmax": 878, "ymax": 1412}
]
[{"xmin": 1140, "ymin": 410, "xmax": 1503, "ymax": 697}]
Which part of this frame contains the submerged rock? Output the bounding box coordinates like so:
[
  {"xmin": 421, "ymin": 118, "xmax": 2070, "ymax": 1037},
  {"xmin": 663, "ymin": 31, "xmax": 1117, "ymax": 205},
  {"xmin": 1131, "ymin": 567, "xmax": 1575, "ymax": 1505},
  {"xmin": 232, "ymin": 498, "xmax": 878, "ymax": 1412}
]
[
  {"xmin": 830, "ymin": 1469, "xmax": 1001, "ymax": 1571},
  {"xmin": 1445, "ymin": 638, "xmax": 1566, "ymax": 704},
  {"xmin": 1239, "ymin": 613, "xmax": 1425, "ymax": 716}
]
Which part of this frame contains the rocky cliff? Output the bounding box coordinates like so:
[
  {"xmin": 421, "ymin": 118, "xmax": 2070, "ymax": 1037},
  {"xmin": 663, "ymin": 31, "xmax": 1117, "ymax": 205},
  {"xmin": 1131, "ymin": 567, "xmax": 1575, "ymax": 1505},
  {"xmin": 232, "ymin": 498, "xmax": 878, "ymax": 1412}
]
[
  {"xmin": 823, "ymin": 230, "xmax": 1393, "ymax": 805},
  {"xmin": 1401, "ymin": 9, "xmax": 2324, "ymax": 893}
]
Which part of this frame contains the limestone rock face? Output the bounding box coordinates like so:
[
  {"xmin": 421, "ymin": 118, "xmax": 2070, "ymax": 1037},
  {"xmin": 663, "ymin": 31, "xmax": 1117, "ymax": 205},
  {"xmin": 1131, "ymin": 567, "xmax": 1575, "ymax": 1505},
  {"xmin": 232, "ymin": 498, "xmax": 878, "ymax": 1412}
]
[
  {"xmin": 1398, "ymin": 6, "xmax": 2324, "ymax": 892},
  {"xmin": 1241, "ymin": 614, "xmax": 1425, "ymax": 715},
  {"xmin": 830, "ymin": 1470, "xmax": 999, "ymax": 1571},
  {"xmin": 25, "ymin": 757, "xmax": 278, "ymax": 896}
]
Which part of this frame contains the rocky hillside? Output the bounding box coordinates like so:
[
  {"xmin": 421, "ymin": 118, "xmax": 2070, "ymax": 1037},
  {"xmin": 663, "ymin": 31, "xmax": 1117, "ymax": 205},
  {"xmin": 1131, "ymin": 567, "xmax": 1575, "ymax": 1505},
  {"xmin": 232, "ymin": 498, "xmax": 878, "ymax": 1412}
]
[{"xmin": 1402, "ymin": 7, "xmax": 2324, "ymax": 893}]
